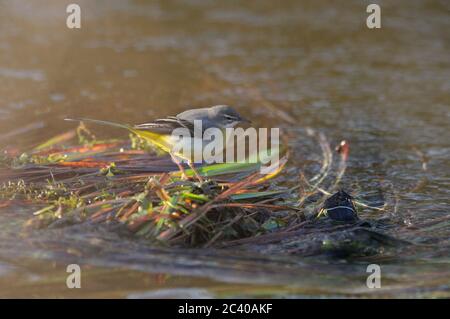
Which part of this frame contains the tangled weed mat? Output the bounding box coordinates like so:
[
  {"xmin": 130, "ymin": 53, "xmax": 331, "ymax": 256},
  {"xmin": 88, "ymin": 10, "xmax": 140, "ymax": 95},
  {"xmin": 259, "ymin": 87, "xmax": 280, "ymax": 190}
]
[{"xmin": 0, "ymin": 123, "xmax": 362, "ymax": 247}]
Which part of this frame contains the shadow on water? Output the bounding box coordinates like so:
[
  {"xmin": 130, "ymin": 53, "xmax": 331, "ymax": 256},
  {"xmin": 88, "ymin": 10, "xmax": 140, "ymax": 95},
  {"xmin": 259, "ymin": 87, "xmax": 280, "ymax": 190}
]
[{"xmin": 0, "ymin": 0, "xmax": 449, "ymax": 297}]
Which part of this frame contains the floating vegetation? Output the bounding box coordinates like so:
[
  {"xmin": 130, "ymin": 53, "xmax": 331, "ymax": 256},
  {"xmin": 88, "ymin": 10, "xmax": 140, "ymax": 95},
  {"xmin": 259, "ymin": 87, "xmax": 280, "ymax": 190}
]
[{"xmin": 0, "ymin": 123, "xmax": 381, "ymax": 248}]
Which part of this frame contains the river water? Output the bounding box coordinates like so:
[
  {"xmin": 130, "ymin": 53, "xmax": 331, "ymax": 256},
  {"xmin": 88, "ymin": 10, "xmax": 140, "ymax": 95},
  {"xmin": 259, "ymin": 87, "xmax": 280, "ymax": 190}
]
[{"xmin": 0, "ymin": 0, "xmax": 449, "ymax": 297}]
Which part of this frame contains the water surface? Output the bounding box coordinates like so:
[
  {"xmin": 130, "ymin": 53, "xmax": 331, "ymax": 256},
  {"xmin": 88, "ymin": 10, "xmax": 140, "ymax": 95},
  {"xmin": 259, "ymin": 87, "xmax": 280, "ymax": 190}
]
[{"xmin": 0, "ymin": 0, "xmax": 449, "ymax": 298}]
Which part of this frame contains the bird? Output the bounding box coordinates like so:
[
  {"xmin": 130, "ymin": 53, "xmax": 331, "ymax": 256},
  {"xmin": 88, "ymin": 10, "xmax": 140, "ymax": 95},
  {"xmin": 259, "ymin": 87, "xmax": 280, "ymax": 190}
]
[{"xmin": 65, "ymin": 105, "xmax": 250, "ymax": 182}]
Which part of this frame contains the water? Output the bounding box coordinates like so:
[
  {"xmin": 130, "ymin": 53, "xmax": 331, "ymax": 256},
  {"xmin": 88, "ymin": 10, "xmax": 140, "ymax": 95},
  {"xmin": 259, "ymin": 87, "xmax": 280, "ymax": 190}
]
[{"xmin": 0, "ymin": 0, "xmax": 449, "ymax": 297}]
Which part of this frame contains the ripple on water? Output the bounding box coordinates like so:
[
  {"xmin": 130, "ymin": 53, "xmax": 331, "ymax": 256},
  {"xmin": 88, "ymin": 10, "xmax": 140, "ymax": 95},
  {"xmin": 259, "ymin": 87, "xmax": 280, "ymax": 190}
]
[{"xmin": 0, "ymin": 68, "xmax": 46, "ymax": 82}]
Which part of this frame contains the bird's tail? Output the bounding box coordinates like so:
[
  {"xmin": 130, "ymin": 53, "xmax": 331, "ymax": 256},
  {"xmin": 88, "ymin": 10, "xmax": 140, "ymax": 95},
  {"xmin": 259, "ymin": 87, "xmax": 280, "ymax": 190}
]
[
  {"xmin": 65, "ymin": 118, "xmax": 173, "ymax": 153},
  {"xmin": 64, "ymin": 118, "xmax": 132, "ymax": 131}
]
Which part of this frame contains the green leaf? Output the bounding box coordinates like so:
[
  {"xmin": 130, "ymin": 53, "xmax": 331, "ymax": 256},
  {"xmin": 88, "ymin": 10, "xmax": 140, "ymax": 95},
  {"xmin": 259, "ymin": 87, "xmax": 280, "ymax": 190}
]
[
  {"xmin": 230, "ymin": 190, "xmax": 285, "ymax": 201},
  {"xmin": 182, "ymin": 192, "xmax": 209, "ymax": 202}
]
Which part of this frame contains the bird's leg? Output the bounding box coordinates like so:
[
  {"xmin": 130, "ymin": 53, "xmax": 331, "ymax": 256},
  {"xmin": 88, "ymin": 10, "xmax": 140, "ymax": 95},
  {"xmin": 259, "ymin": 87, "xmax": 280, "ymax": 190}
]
[
  {"xmin": 187, "ymin": 161, "xmax": 204, "ymax": 183},
  {"xmin": 170, "ymin": 153, "xmax": 188, "ymax": 180}
]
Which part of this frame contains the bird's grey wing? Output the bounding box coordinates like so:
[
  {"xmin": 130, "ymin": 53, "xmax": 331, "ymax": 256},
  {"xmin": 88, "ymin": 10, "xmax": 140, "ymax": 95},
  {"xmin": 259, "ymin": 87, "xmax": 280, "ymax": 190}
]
[
  {"xmin": 176, "ymin": 107, "xmax": 209, "ymax": 121},
  {"xmin": 134, "ymin": 117, "xmax": 195, "ymax": 135},
  {"xmin": 176, "ymin": 112, "xmax": 216, "ymax": 131}
]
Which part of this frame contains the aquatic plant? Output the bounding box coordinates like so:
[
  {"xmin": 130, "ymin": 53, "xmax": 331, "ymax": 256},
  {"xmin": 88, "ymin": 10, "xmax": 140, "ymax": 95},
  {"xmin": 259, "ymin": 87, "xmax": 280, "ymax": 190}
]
[{"xmin": 0, "ymin": 122, "xmax": 381, "ymax": 248}]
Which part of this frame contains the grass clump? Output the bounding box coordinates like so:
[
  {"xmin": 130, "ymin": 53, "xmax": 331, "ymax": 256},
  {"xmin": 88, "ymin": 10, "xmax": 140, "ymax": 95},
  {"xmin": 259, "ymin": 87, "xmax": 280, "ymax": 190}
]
[
  {"xmin": 1, "ymin": 123, "xmax": 382, "ymax": 248},
  {"xmin": 0, "ymin": 123, "xmax": 296, "ymax": 247}
]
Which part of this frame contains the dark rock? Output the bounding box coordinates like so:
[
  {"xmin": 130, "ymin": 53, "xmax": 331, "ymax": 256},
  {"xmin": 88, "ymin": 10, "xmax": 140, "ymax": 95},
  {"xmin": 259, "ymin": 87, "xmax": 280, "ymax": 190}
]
[{"xmin": 321, "ymin": 190, "xmax": 358, "ymax": 222}]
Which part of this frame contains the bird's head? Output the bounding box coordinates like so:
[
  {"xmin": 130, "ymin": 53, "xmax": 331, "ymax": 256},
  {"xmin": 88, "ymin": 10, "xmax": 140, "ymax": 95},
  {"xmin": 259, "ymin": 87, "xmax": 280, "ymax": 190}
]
[{"xmin": 209, "ymin": 105, "xmax": 251, "ymax": 128}]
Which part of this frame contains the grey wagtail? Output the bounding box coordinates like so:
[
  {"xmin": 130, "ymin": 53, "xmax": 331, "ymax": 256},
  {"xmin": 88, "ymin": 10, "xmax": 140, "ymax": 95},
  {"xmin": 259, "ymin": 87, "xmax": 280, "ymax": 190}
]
[{"xmin": 65, "ymin": 105, "xmax": 250, "ymax": 181}]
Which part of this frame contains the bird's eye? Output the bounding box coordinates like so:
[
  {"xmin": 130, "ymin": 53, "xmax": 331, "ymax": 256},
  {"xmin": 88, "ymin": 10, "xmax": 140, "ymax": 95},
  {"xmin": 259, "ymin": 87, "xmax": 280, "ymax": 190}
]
[{"xmin": 224, "ymin": 115, "xmax": 236, "ymax": 122}]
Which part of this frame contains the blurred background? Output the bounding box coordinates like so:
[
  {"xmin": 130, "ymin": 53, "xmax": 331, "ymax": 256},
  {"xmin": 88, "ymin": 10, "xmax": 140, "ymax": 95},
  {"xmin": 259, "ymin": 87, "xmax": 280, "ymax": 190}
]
[{"xmin": 0, "ymin": 0, "xmax": 449, "ymax": 297}]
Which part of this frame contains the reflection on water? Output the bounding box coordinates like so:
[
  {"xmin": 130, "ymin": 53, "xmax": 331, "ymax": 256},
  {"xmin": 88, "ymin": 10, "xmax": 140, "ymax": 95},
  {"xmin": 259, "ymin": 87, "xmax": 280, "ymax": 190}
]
[{"xmin": 0, "ymin": 0, "xmax": 449, "ymax": 297}]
